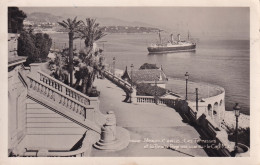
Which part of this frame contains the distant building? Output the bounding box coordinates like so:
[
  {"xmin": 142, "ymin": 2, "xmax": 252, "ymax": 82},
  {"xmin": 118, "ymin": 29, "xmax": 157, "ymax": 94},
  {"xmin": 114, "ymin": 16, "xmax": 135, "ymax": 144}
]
[{"xmin": 121, "ymin": 66, "xmax": 168, "ymax": 88}]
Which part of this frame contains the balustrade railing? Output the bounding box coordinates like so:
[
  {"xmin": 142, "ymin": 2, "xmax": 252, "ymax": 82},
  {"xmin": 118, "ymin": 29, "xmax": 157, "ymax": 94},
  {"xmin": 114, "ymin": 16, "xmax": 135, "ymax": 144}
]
[
  {"xmin": 38, "ymin": 71, "xmax": 98, "ymax": 105},
  {"xmin": 134, "ymin": 96, "xmax": 178, "ymax": 107},
  {"xmin": 103, "ymin": 70, "xmax": 132, "ymax": 92},
  {"xmin": 27, "ymin": 71, "xmax": 103, "ymax": 122},
  {"xmin": 28, "ymin": 76, "xmax": 87, "ymax": 120},
  {"xmin": 135, "ymin": 96, "xmax": 155, "ymax": 103}
]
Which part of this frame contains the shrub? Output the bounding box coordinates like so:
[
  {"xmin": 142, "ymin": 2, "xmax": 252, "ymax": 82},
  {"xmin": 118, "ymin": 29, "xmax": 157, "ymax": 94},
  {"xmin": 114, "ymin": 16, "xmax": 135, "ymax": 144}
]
[
  {"xmin": 139, "ymin": 63, "xmax": 159, "ymax": 70},
  {"xmin": 17, "ymin": 31, "xmax": 52, "ymax": 65},
  {"xmin": 136, "ymin": 83, "xmax": 167, "ymax": 96},
  {"xmin": 226, "ymin": 126, "xmax": 250, "ymax": 147}
]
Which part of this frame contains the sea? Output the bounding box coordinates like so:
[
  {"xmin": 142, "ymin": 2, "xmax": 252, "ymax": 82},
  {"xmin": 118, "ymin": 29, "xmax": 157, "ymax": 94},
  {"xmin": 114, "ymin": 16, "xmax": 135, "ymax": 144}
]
[{"xmin": 49, "ymin": 33, "xmax": 250, "ymax": 115}]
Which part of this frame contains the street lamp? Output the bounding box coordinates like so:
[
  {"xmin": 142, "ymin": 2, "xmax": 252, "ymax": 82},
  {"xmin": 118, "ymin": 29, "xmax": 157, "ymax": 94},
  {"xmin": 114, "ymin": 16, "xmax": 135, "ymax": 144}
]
[
  {"xmin": 233, "ymin": 103, "xmax": 240, "ymax": 153},
  {"xmin": 185, "ymin": 72, "xmax": 189, "ymax": 101},
  {"xmin": 130, "ymin": 64, "xmax": 134, "ymax": 103},
  {"xmin": 154, "ymin": 76, "xmax": 159, "ymax": 105},
  {"xmin": 130, "ymin": 64, "xmax": 134, "ymax": 87},
  {"xmin": 112, "ymin": 57, "xmax": 116, "ymax": 75}
]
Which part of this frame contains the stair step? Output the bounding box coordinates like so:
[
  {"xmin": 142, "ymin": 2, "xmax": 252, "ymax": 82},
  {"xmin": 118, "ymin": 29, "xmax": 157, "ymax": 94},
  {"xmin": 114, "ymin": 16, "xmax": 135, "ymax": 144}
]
[
  {"xmin": 27, "ymin": 113, "xmax": 63, "ymax": 118},
  {"xmin": 27, "ymin": 127, "xmax": 86, "ymax": 135},
  {"xmin": 27, "ymin": 108, "xmax": 56, "ymax": 114},
  {"xmin": 27, "ymin": 89, "xmax": 101, "ymax": 133},
  {"xmin": 27, "ymin": 122, "xmax": 81, "ymax": 128},
  {"xmin": 27, "ymin": 117, "xmax": 74, "ymax": 123},
  {"xmin": 24, "ymin": 134, "xmax": 83, "ymax": 149},
  {"xmin": 27, "ymin": 102, "xmax": 49, "ymax": 109}
]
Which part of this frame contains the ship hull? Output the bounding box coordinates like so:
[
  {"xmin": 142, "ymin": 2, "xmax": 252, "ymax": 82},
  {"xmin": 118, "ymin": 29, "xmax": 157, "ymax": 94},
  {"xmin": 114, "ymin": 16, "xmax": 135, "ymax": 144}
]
[{"xmin": 147, "ymin": 44, "xmax": 196, "ymax": 53}]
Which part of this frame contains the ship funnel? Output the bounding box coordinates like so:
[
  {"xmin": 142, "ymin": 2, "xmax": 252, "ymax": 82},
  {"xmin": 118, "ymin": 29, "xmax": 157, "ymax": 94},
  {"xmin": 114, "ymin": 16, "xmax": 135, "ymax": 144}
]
[
  {"xmin": 170, "ymin": 34, "xmax": 174, "ymax": 43},
  {"xmin": 177, "ymin": 34, "xmax": 181, "ymax": 42}
]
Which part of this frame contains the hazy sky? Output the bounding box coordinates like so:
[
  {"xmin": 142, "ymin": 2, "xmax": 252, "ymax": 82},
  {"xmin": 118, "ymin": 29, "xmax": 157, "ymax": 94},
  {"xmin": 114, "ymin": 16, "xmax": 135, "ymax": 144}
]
[{"xmin": 20, "ymin": 7, "xmax": 249, "ymax": 39}]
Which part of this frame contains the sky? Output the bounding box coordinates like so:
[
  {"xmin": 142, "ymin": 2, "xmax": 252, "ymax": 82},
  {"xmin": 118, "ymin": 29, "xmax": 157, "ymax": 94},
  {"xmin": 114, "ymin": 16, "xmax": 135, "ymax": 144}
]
[{"xmin": 20, "ymin": 7, "xmax": 249, "ymax": 39}]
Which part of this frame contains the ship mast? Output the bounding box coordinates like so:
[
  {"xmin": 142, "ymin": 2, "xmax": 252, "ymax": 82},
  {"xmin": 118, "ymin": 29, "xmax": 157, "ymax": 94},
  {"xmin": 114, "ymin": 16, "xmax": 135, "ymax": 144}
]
[{"xmin": 188, "ymin": 31, "xmax": 190, "ymax": 41}]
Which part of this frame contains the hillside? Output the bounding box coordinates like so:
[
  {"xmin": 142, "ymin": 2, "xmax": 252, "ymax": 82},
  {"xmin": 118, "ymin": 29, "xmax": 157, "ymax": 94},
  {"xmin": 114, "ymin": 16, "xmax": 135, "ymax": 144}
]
[{"xmin": 26, "ymin": 12, "xmax": 63, "ymax": 23}]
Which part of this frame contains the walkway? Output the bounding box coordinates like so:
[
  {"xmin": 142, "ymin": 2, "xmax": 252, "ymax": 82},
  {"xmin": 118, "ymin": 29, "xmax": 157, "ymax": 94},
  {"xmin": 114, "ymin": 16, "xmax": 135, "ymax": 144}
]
[{"xmin": 91, "ymin": 78, "xmax": 208, "ymax": 157}]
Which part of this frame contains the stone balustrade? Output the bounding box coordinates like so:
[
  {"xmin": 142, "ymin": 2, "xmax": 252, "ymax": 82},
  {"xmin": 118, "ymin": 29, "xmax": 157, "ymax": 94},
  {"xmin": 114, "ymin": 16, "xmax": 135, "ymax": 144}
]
[
  {"xmin": 133, "ymin": 96, "xmax": 178, "ymax": 107},
  {"xmin": 28, "ymin": 75, "xmax": 87, "ymax": 120},
  {"xmin": 135, "ymin": 96, "xmax": 155, "ymax": 103},
  {"xmin": 103, "ymin": 70, "xmax": 132, "ymax": 92},
  {"xmin": 38, "ymin": 71, "xmax": 98, "ymax": 106},
  {"xmin": 27, "ymin": 70, "xmax": 106, "ymax": 126}
]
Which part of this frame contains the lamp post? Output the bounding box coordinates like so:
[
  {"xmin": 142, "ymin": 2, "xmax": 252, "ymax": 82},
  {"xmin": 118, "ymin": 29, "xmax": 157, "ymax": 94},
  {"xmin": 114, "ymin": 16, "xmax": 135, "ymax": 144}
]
[
  {"xmin": 130, "ymin": 64, "xmax": 134, "ymax": 103},
  {"xmin": 130, "ymin": 64, "xmax": 134, "ymax": 87},
  {"xmin": 112, "ymin": 57, "xmax": 116, "ymax": 75},
  {"xmin": 233, "ymin": 103, "xmax": 240, "ymax": 154},
  {"xmin": 196, "ymin": 88, "xmax": 198, "ymax": 111},
  {"xmin": 154, "ymin": 76, "xmax": 159, "ymax": 105},
  {"xmin": 185, "ymin": 72, "xmax": 189, "ymax": 101}
]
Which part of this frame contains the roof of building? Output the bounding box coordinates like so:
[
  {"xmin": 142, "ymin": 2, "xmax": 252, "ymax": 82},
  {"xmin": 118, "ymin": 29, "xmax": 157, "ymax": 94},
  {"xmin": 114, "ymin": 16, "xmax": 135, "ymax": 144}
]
[
  {"xmin": 8, "ymin": 56, "xmax": 27, "ymax": 67},
  {"xmin": 132, "ymin": 69, "xmax": 167, "ymax": 83},
  {"xmin": 121, "ymin": 66, "xmax": 167, "ymax": 84}
]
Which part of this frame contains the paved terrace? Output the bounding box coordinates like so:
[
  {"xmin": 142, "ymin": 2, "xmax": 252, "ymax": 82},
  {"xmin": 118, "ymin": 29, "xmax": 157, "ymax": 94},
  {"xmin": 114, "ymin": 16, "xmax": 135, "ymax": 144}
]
[
  {"xmin": 91, "ymin": 78, "xmax": 208, "ymax": 157},
  {"xmin": 166, "ymin": 78, "xmax": 223, "ymax": 101}
]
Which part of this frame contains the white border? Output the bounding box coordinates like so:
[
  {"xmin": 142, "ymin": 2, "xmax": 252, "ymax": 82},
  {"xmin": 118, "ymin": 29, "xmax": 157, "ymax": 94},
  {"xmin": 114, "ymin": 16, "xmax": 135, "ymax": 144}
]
[{"xmin": 0, "ymin": 0, "xmax": 259, "ymax": 164}]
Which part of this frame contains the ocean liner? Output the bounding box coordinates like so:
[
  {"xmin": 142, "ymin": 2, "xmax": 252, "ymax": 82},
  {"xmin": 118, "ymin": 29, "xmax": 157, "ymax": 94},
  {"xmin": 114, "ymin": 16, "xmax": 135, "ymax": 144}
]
[{"xmin": 147, "ymin": 31, "xmax": 196, "ymax": 53}]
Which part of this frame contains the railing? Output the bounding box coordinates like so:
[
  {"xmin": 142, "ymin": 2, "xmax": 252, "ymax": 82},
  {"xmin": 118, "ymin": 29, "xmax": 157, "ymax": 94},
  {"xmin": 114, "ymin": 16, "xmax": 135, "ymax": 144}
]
[
  {"xmin": 158, "ymin": 98, "xmax": 177, "ymax": 106},
  {"xmin": 38, "ymin": 71, "xmax": 98, "ymax": 106},
  {"xmin": 27, "ymin": 70, "xmax": 107, "ymax": 130},
  {"xmin": 103, "ymin": 70, "xmax": 132, "ymax": 92},
  {"xmin": 134, "ymin": 96, "xmax": 178, "ymax": 107},
  {"xmin": 28, "ymin": 75, "xmax": 88, "ymax": 120},
  {"xmin": 135, "ymin": 96, "xmax": 155, "ymax": 103}
]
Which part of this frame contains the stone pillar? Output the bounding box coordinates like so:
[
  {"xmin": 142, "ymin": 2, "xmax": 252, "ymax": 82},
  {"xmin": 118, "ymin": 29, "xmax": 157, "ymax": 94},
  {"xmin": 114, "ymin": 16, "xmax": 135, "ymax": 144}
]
[
  {"xmin": 100, "ymin": 111, "xmax": 117, "ymax": 142},
  {"xmin": 94, "ymin": 111, "xmax": 121, "ymax": 150},
  {"xmin": 29, "ymin": 63, "xmax": 41, "ymax": 79}
]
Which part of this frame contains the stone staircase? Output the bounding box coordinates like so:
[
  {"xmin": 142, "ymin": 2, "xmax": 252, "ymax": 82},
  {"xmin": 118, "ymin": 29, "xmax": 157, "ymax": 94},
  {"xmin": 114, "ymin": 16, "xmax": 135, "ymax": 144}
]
[
  {"xmin": 27, "ymin": 69, "xmax": 107, "ymax": 134},
  {"xmin": 10, "ymin": 64, "xmax": 109, "ymax": 156}
]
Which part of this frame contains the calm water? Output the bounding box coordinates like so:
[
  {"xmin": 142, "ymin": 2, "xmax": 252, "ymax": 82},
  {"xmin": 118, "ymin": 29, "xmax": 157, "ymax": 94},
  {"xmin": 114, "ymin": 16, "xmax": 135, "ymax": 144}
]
[{"xmin": 50, "ymin": 33, "xmax": 250, "ymax": 115}]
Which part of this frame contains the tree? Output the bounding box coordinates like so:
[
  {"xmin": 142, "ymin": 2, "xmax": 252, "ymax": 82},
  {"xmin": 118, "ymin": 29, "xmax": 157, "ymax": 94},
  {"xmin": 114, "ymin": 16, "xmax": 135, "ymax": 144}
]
[
  {"xmin": 139, "ymin": 63, "xmax": 159, "ymax": 70},
  {"xmin": 8, "ymin": 7, "xmax": 27, "ymax": 33},
  {"xmin": 17, "ymin": 31, "xmax": 52, "ymax": 65},
  {"xmin": 74, "ymin": 48, "xmax": 103, "ymax": 95},
  {"xmin": 17, "ymin": 31, "xmax": 39, "ymax": 65},
  {"xmin": 34, "ymin": 33, "xmax": 52, "ymax": 60},
  {"xmin": 58, "ymin": 17, "xmax": 83, "ymax": 86},
  {"xmin": 79, "ymin": 18, "xmax": 106, "ymax": 56},
  {"xmin": 76, "ymin": 18, "xmax": 106, "ymax": 94},
  {"xmin": 49, "ymin": 52, "xmax": 70, "ymax": 85}
]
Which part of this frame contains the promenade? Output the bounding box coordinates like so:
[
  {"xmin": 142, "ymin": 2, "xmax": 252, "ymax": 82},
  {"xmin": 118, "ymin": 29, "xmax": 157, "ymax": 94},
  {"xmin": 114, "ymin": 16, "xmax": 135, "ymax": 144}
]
[{"xmin": 91, "ymin": 78, "xmax": 208, "ymax": 157}]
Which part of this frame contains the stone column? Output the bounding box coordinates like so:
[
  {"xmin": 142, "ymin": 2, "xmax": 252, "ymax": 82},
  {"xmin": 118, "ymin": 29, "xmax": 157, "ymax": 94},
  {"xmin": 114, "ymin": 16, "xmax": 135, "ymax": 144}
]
[
  {"xmin": 29, "ymin": 63, "xmax": 41, "ymax": 79},
  {"xmin": 101, "ymin": 111, "xmax": 117, "ymax": 142},
  {"xmin": 94, "ymin": 111, "xmax": 120, "ymax": 150}
]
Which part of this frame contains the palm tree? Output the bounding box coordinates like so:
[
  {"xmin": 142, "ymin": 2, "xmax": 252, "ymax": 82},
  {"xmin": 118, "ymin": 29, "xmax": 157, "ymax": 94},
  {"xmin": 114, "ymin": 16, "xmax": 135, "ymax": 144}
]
[
  {"xmin": 58, "ymin": 17, "xmax": 83, "ymax": 86},
  {"xmin": 77, "ymin": 18, "xmax": 106, "ymax": 95},
  {"xmin": 79, "ymin": 18, "xmax": 106, "ymax": 57}
]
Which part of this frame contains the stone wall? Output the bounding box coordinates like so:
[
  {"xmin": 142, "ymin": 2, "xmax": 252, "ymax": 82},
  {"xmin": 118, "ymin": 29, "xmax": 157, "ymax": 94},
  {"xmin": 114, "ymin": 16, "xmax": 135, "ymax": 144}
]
[{"xmin": 8, "ymin": 65, "xmax": 28, "ymax": 154}]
